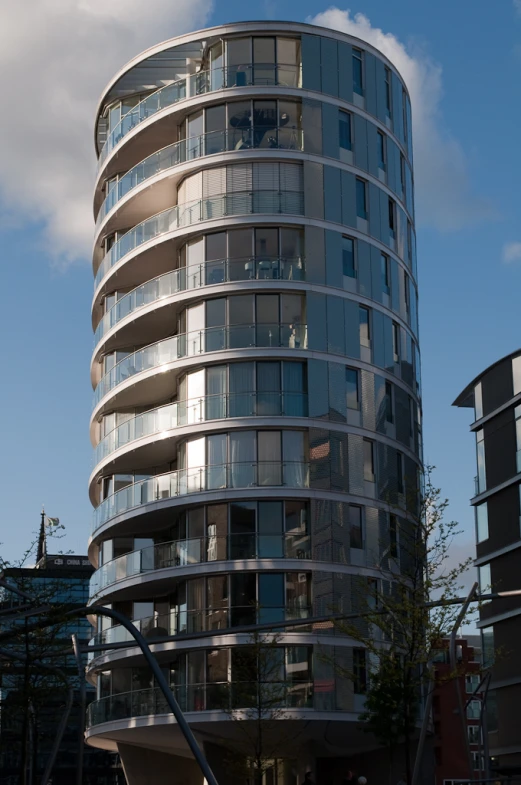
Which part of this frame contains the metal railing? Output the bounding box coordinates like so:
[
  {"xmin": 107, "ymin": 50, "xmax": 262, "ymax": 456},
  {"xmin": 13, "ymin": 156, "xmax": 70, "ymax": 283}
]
[
  {"xmin": 93, "ymin": 323, "xmax": 308, "ymax": 407},
  {"xmin": 94, "ymin": 391, "xmax": 308, "ymax": 466},
  {"xmin": 97, "ymin": 126, "xmax": 304, "ymax": 228},
  {"xmin": 88, "ymin": 604, "xmax": 312, "ymax": 652},
  {"xmin": 94, "ymin": 255, "xmax": 305, "ymax": 345},
  {"xmin": 94, "ymin": 190, "xmax": 304, "ymax": 288},
  {"xmin": 90, "ymin": 532, "xmax": 312, "ymax": 596},
  {"xmin": 87, "ymin": 680, "xmax": 313, "ymax": 727},
  {"xmin": 98, "ymin": 63, "xmax": 302, "ymax": 169},
  {"xmin": 93, "ymin": 461, "xmax": 309, "ymax": 533}
]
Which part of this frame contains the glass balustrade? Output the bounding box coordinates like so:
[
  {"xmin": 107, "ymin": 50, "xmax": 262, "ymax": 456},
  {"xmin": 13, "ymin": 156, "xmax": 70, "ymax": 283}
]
[
  {"xmin": 88, "ymin": 603, "xmax": 312, "ymax": 655},
  {"xmin": 95, "ymin": 392, "xmax": 308, "ymax": 466},
  {"xmin": 90, "ymin": 531, "xmax": 312, "ymax": 596},
  {"xmin": 98, "ymin": 64, "xmax": 302, "ymax": 170},
  {"xmin": 87, "ymin": 680, "xmax": 313, "ymax": 727},
  {"xmin": 92, "ymin": 461, "xmax": 310, "ymax": 534},
  {"xmin": 97, "ymin": 126, "xmax": 304, "ymax": 229},
  {"xmin": 93, "ymin": 324, "xmax": 308, "ymax": 407},
  {"xmin": 94, "ymin": 190, "xmax": 304, "ymax": 288},
  {"xmin": 94, "ymin": 256, "xmax": 305, "ymax": 345}
]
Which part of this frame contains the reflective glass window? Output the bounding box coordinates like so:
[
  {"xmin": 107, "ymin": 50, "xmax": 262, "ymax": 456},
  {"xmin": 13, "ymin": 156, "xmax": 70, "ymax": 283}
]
[
  {"xmin": 385, "ymin": 381, "xmax": 394, "ymax": 423},
  {"xmin": 482, "ymin": 627, "xmax": 494, "ymax": 668},
  {"xmin": 476, "ymin": 429, "xmax": 486, "ymax": 494},
  {"xmin": 389, "ymin": 514, "xmax": 398, "ymax": 557},
  {"xmin": 346, "ymin": 367, "xmax": 359, "ymax": 410},
  {"xmin": 228, "ymin": 228, "xmax": 253, "ymax": 259},
  {"xmin": 227, "ymin": 38, "xmax": 251, "ymax": 66},
  {"xmin": 206, "ymin": 232, "xmax": 227, "ymax": 261},
  {"xmin": 513, "ymin": 356, "xmax": 521, "ymax": 395},
  {"xmin": 206, "ymin": 298, "xmax": 226, "ymax": 327},
  {"xmin": 359, "ymin": 307, "xmax": 370, "ymax": 347},
  {"xmin": 363, "ymin": 439, "xmax": 375, "ymax": 481},
  {"xmin": 476, "ymin": 502, "xmax": 489, "ymax": 543},
  {"xmin": 474, "ymin": 382, "xmax": 483, "ymax": 421},
  {"xmin": 349, "ymin": 505, "xmax": 363, "ymax": 549},
  {"xmin": 342, "ymin": 236, "xmax": 356, "ymax": 278},
  {"xmin": 388, "ymin": 198, "xmax": 395, "ymax": 236},
  {"xmin": 229, "ymin": 294, "xmax": 254, "ymax": 324},
  {"xmin": 381, "ymin": 253, "xmax": 390, "ymax": 294},
  {"xmin": 397, "ymin": 452, "xmax": 403, "ymax": 493},
  {"xmin": 392, "ymin": 322, "xmax": 400, "ymax": 362},
  {"xmin": 384, "ymin": 67, "xmax": 392, "ymax": 117},
  {"xmin": 356, "ymin": 179, "xmax": 367, "ymax": 219},
  {"xmin": 353, "ymin": 648, "xmax": 367, "ymax": 692},
  {"xmin": 254, "ymin": 37, "xmax": 275, "ymax": 64},
  {"xmin": 353, "ymin": 49, "xmax": 364, "ymax": 96},
  {"xmin": 255, "ymin": 227, "xmax": 279, "ymax": 258},
  {"xmin": 339, "ymin": 110, "xmax": 352, "ymax": 151},
  {"xmin": 377, "ymin": 132, "xmax": 386, "ymax": 170},
  {"xmin": 478, "ymin": 563, "xmax": 491, "ymax": 599}
]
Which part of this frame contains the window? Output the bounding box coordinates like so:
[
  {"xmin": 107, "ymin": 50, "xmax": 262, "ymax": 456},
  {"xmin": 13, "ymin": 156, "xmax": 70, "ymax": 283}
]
[
  {"xmin": 476, "ymin": 429, "xmax": 486, "ymax": 494},
  {"xmin": 356, "ymin": 179, "xmax": 368, "ymax": 220},
  {"xmin": 389, "ymin": 514, "xmax": 398, "ymax": 558},
  {"xmin": 471, "ymin": 752, "xmax": 484, "ymax": 771},
  {"xmin": 516, "ymin": 405, "xmax": 521, "ymax": 470},
  {"xmin": 478, "ymin": 563, "xmax": 491, "ymax": 600},
  {"xmin": 402, "ymin": 89, "xmax": 408, "ymax": 141},
  {"xmin": 381, "ymin": 253, "xmax": 390, "ymax": 295},
  {"xmin": 385, "ymin": 381, "xmax": 393, "ymax": 423},
  {"xmin": 353, "ymin": 49, "xmax": 364, "ymax": 96},
  {"xmin": 359, "ymin": 307, "xmax": 370, "ymax": 347},
  {"xmin": 396, "ymin": 452, "xmax": 404, "ymax": 494},
  {"xmin": 407, "ymin": 224, "xmax": 414, "ymax": 273},
  {"xmin": 349, "ymin": 505, "xmax": 363, "ymax": 549},
  {"xmin": 467, "ymin": 700, "xmax": 481, "ymax": 720},
  {"xmin": 466, "ymin": 674, "xmax": 480, "ymax": 695},
  {"xmin": 475, "ymin": 502, "xmax": 488, "ymax": 544},
  {"xmin": 346, "ymin": 367, "xmax": 359, "ymax": 410},
  {"xmin": 474, "ymin": 382, "xmax": 483, "ymax": 420},
  {"xmin": 342, "ymin": 236, "xmax": 356, "ymax": 278},
  {"xmin": 363, "ymin": 439, "xmax": 375, "ymax": 482},
  {"xmin": 404, "ymin": 272, "xmax": 410, "ymax": 315},
  {"xmin": 400, "ymin": 153, "xmax": 406, "ymax": 196},
  {"xmin": 482, "ymin": 627, "xmax": 494, "ymax": 668},
  {"xmin": 339, "ymin": 110, "xmax": 352, "ymax": 151},
  {"xmin": 353, "ymin": 648, "xmax": 367, "ymax": 693},
  {"xmin": 388, "ymin": 198, "xmax": 395, "ymax": 238},
  {"xmin": 392, "ymin": 322, "xmax": 400, "ymax": 363},
  {"xmin": 514, "ymin": 355, "xmax": 521, "ymax": 395},
  {"xmin": 377, "ymin": 132, "xmax": 386, "ymax": 170},
  {"xmin": 384, "ymin": 67, "xmax": 392, "ymax": 117}
]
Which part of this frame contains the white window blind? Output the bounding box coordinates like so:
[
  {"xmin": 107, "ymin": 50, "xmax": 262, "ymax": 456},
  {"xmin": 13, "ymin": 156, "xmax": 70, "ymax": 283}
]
[
  {"xmin": 178, "ymin": 170, "xmax": 202, "ymax": 204},
  {"xmin": 226, "ymin": 164, "xmax": 253, "ymax": 193},
  {"xmin": 203, "ymin": 166, "xmax": 227, "ymax": 197}
]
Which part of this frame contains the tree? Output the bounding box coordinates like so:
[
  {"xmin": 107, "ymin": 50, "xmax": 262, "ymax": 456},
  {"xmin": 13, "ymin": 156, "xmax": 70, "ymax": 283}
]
[
  {"xmin": 333, "ymin": 467, "xmax": 474, "ymax": 785},
  {"xmin": 222, "ymin": 629, "xmax": 306, "ymax": 785}
]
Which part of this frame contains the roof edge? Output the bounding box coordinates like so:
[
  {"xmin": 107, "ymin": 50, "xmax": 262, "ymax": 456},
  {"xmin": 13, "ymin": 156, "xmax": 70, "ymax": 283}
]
[{"xmin": 452, "ymin": 347, "xmax": 521, "ymax": 408}]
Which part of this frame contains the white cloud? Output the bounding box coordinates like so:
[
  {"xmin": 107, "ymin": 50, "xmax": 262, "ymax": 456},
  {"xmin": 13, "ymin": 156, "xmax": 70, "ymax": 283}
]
[
  {"xmin": 0, "ymin": 0, "xmax": 213, "ymax": 266},
  {"xmin": 308, "ymin": 8, "xmax": 494, "ymax": 231},
  {"xmin": 502, "ymin": 242, "xmax": 521, "ymax": 264}
]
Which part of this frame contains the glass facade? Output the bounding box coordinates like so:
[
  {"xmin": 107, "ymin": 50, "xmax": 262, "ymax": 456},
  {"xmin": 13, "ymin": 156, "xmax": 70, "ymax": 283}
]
[{"xmin": 88, "ymin": 23, "xmax": 421, "ymax": 761}]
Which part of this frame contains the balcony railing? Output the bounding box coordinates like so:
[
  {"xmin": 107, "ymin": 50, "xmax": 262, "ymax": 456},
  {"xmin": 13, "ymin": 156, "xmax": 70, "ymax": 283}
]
[
  {"xmin": 90, "ymin": 532, "xmax": 312, "ymax": 596},
  {"xmin": 94, "ymin": 255, "xmax": 305, "ymax": 345},
  {"xmin": 93, "ymin": 461, "xmax": 309, "ymax": 534},
  {"xmin": 95, "ymin": 392, "xmax": 308, "ymax": 466},
  {"xmin": 88, "ymin": 604, "xmax": 312, "ymax": 653},
  {"xmin": 98, "ymin": 63, "xmax": 302, "ymax": 170},
  {"xmin": 87, "ymin": 680, "xmax": 313, "ymax": 727},
  {"xmin": 97, "ymin": 126, "xmax": 305, "ymax": 229},
  {"xmin": 93, "ymin": 323, "xmax": 308, "ymax": 407},
  {"xmin": 94, "ymin": 190, "xmax": 304, "ymax": 288}
]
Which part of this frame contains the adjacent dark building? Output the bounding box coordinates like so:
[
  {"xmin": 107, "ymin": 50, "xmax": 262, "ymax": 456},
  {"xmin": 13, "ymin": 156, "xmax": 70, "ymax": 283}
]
[
  {"xmin": 0, "ymin": 524, "xmax": 122, "ymax": 785},
  {"xmin": 454, "ymin": 350, "xmax": 521, "ymax": 771}
]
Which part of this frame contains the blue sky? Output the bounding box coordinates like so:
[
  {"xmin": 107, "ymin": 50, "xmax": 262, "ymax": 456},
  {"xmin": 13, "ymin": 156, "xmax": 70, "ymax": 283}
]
[{"xmin": 1, "ymin": 0, "xmax": 520, "ymax": 569}]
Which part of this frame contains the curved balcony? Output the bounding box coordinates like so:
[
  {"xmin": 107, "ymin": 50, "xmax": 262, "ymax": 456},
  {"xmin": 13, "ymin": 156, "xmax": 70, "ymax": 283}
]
[
  {"xmin": 93, "ymin": 461, "xmax": 310, "ymax": 535},
  {"xmin": 90, "ymin": 531, "xmax": 312, "ymax": 597},
  {"xmin": 94, "ymin": 256, "xmax": 304, "ymax": 346},
  {"xmin": 93, "ymin": 323, "xmax": 308, "ymax": 408},
  {"xmin": 97, "ymin": 127, "xmax": 305, "ymax": 230},
  {"xmin": 95, "ymin": 392, "xmax": 308, "ymax": 466},
  {"xmin": 98, "ymin": 63, "xmax": 302, "ymax": 172},
  {"xmin": 88, "ymin": 603, "xmax": 312, "ymax": 657},
  {"xmin": 87, "ymin": 680, "xmax": 313, "ymax": 729},
  {"xmin": 94, "ymin": 190, "xmax": 304, "ymax": 289}
]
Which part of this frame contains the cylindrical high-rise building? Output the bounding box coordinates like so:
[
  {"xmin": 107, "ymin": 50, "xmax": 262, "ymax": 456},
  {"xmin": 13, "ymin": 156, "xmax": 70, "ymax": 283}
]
[{"xmin": 85, "ymin": 21, "xmax": 421, "ymax": 784}]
